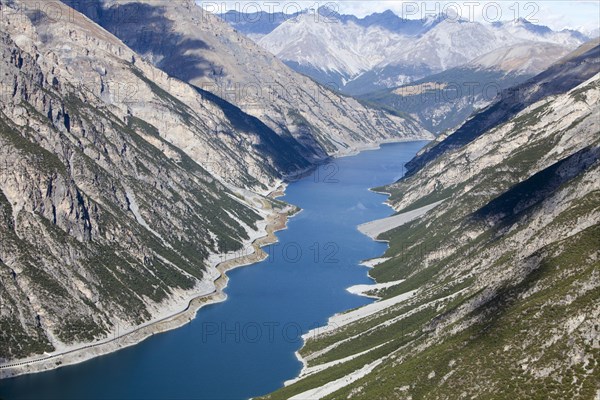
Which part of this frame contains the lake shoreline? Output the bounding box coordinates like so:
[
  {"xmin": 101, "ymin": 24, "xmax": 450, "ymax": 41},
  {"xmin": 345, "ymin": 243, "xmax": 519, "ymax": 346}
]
[
  {"xmin": 0, "ymin": 185, "xmax": 295, "ymax": 380},
  {"xmin": 0, "ymin": 138, "xmax": 432, "ymax": 383},
  {"xmin": 282, "ymin": 139, "xmax": 431, "ymax": 391}
]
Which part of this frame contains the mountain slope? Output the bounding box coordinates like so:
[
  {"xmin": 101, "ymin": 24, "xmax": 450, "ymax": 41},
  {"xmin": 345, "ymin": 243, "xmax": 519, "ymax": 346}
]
[
  {"xmin": 0, "ymin": 0, "xmax": 306, "ymax": 367},
  {"xmin": 469, "ymin": 42, "xmax": 573, "ymax": 75},
  {"xmin": 64, "ymin": 0, "xmax": 430, "ymax": 157},
  {"xmin": 217, "ymin": 10, "xmax": 301, "ymax": 41},
  {"xmin": 403, "ymin": 40, "xmax": 600, "ymax": 177},
  {"xmin": 361, "ymin": 42, "xmax": 572, "ymax": 134},
  {"xmin": 262, "ymin": 49, "xmax": 600, "ymax": 400}
]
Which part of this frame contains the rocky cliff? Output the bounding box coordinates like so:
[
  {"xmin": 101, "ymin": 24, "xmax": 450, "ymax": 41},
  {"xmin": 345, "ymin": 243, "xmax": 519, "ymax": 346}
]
[{"xmin": 0, "ymin": 0, "xmax": 286, "ymax": 364}]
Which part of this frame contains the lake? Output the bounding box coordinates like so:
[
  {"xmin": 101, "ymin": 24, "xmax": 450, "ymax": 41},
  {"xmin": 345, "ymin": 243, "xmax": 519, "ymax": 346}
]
[{"xmin": 0, "ymin": 141, "xmax": 428, "ymax": 400}]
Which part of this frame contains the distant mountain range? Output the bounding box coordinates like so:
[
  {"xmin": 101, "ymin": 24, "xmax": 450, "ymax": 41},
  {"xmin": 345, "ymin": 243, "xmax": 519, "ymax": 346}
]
[
  {"xmin": 220, "ymin": 7, "xmax": 443, "ymax": 38},
  {"xmin": 220, "ymin": 8, "xmax": 591, "ymax": 95},
  {"xmin": 361, "ymin": 42, "xmax": 573, "ymax": 134}
]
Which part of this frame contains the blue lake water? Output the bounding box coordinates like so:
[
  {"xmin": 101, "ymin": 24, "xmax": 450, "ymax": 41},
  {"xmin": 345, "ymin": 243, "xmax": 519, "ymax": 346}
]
[{"xmin": 0, "ymin": 141, "xmax": 427, "ymax": 400}]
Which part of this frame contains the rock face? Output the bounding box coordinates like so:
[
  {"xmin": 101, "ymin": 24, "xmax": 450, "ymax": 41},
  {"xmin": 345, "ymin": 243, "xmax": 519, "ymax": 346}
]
[
  {"xmin": 266, "ymin": 43, "xmax": 600, "ymax": 400},
  {"xmin": 0, "ymin": 0, "xmax": 425, "ymax": 366},
  {"xmin": 0, "ymin": 0, "xmax": 271, "ymax": 362},
  {"xmin": 63, "ymin": 0, "xmax": 431, "ymax": 158}
]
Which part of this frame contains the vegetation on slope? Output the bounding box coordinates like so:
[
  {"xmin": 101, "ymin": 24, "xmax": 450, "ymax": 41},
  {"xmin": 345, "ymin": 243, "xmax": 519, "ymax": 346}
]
[{"xmin": 262, "ymin": 52, "xmax": 599, "ymax": 400}]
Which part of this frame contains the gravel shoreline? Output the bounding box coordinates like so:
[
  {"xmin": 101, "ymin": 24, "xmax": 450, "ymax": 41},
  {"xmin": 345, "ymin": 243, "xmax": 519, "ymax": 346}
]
[{"xmin": 0, "ymin": 187, "xmax": 293, "ymax": 380}]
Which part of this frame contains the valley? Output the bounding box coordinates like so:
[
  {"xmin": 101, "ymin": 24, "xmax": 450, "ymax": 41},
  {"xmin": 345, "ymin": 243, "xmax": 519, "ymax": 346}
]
[
  {"xmin": 0, "ymin": 1, "xmax": 598, "ymax": 399},
  {"xmin": 0, "ymin": 141, "xmax": 429, "ymax": 399}
]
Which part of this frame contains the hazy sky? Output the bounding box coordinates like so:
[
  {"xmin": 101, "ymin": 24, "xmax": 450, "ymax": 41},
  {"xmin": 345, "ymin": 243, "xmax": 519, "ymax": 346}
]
[{"xmin": 199, "ymin": 1, "xmax": 600, "ymax": 33}]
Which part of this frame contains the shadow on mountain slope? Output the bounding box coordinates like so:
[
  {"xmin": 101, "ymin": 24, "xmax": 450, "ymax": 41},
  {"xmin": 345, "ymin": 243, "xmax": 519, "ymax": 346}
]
[
  {"xmin": 64, "ymin": 0, "xmax": 213, "ymax": 81},
  {"xmin": 404, "ymin": 41, "xmax": 600, "ymax": 177},
  {"xmin": 472, "ymin": 146, "xmax": 600, "ymax": 227}
]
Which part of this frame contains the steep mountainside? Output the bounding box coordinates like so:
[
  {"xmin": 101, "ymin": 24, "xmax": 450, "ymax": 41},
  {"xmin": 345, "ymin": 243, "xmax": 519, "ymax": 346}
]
[
  {"xmin": 469, "ymin": 42, "xmax": 573, "ymax": 75},
  {"xmin": 256, "ymin": 10, "xmax": 587, "ymax": 95},
  {"xmin": 63, "ymin": 0, "xmax": 430, "ymax": 157},
  {"xmin": 0, "ymin": 0, "xmax": 311, "ymax": 367},
  {"xmin": 361, "ymin": 42, "xmax": 571, "ymax": 134},
  {"xmin": 263, "ymin": 50, "xmax": 600, "ymax": 399},
  {"xmin": 404, "ymin": 40, "xmax": 600, "ymax": 177}
]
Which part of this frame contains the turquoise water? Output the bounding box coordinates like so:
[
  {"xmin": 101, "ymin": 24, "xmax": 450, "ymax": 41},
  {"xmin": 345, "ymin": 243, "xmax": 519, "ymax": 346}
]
[{"xmin": 0, "ymin": 141, "xmax": 427, "ymax": 400}]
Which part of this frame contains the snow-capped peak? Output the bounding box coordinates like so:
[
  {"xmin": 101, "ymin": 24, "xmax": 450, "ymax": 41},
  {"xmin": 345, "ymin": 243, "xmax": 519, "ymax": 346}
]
[{"xmin": 254, "ymin": 10, "xmax": 588, "ymax": 92}]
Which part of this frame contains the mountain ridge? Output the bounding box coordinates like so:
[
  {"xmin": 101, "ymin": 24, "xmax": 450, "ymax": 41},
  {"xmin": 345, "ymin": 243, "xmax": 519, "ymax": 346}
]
[
  {"xmin": 64, "ymin": 0, "xmax": 431, "ymax": 157},
  {"xmin": 403, "ymin": 40, "xmax": 600, "ymax": 178},
  {"xmin": 359, "ymin": 41, "xmax": 573, "ymax": 134},
  {"xmin": 248, "ymin": 9, "xmax": 589, "ymax": 94}
]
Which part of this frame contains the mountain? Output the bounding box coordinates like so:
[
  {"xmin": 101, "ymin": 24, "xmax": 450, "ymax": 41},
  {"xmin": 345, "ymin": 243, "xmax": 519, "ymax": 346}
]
[
  {"xmin": 63, "ymin": 0, "xmax": 430, "ymax": 158},
  {"xmin": 469, "ymin": 42, "xmax": 573, "ymax": 75},
  {"xmin": 404, "ymin": 39, "xmax": 600, "ymax": 177},
  {"xmin": 587, "ymin": 27, "xmax": 600, "ymax": 39},
  {"xmin": 361, "ymin": 42, "xmax": 572, "ymax": 134},
  {"xmin": 218, "ymin": 7, "xmax": 437, "ymax": 39},
  {"xmin": 257, "ymin": 11, "xmax": 432, "ymax": 94},
  {"xmin": 317, "ymin": 7, "xmax": 441, "ymax": 36},
  {"xmin": 255, "ymin": 12, "xmax": 398, "ymax": 84},
  {"xmin": 499, "ymin": 18, "xmax": 590, "ymax": 45},
  {"xmin": 217, "ymin": 10, "xmax": 301, "ymax": 41},
  {"xmin": 254, "ymin": 10, "xmax": 588, "ymax": 95},
  {"xmin": 262, "ymin": 41, "xmax": 600, "ymax": 400},
  {"xmin": 0, "ymin": 0, "xmax": 282, "ymax": 365}
]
